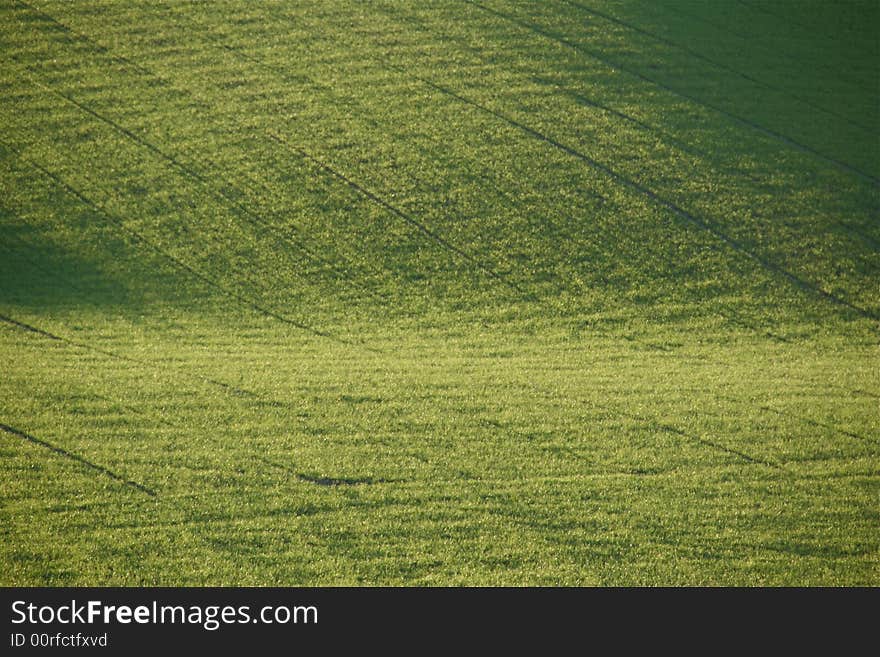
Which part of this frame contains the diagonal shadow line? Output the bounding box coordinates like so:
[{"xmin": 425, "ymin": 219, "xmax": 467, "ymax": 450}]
[
  {"xmin": 0, "ymin": 422, "xmax": 156, "ymax": 496},
  {"xmin": 376, "ymin": 1, "xmax": 717, "ymax": 167},
  {"xmin": 216, "ymin": 40, "xmax": 500, "ymax": 300},
  {"xmin": 463, "ymin": 0, "xmax": 880, "ymax": 186},
  {"xmin": 17, "ymin": 0, "xmax": 402, "ymax": 305},
  {"xmin": 367, "ymin": 2, "xmax": 880, "ymax": 296},
  {"xmin": 539, "ymin": 391, "xmax": 787, "ymax": 470},
  {"xmin": 0, "ymin": 312, "xmax": 255, "ymax": 398},
  {"xmin": 0, "ymin": 312, "xmax": 62, "ymax": 340},
  {"xmin": 267, "ymin": 132, "xmax": 533, "ymax": 300},
  {"xmin": 759, "ymin": 406, "xmax": 878, "ymax": 447},
  {"xmin": 145, "ymin": 8, "xmax": 535, "ymax": 303},
  {"xmin": 11, "ymin": 2, "xmax": 876, "ymax": 331},
  {"xmin": 365, "ymin": 4, "xmax": 849, "ymax": 343},
  {"xmin": 227, "ymin": 5, "xmax": 777, "ymax": 329},
  {"xmin": 10, "ymin": 62, "xmax": 388, "ymax": 310},
  {"xmin": 210, "ymin": 37, "xmax": 534, "ymax": 301},
  {"xmin": 0, "ymin": 139, "xmax": 376, "ymax": 352},
  {"xmin": 562, "ymin": 0, "xmax": 874, "ymax": 135},
  {"xmin": 400, "ymin": 71, "xmax": 879, "ymax": 323},
  {"xmin": 736, "ymin": 0, "xmax": 877, "ymax": 49},
  {"xmin": 655, "ymin": 422, "xmax": 786, "ymax": 470},
  {"xmin": 10, "ymin": 0, "xmax": 156, "ymax": 77},
  {"xmin": 565, "ymin": 89, "xmax": 712, "ymax": 161},
  {"xmin": 4, "ymin": 5, "xmax": 391, "ymax": 310}
]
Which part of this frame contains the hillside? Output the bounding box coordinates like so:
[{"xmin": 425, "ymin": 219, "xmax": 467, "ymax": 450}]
[{"xmin": 1, "ymin": 0, "xmax": 878, "ymax": 585}]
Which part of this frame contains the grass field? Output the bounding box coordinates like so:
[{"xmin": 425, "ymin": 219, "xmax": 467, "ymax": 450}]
[{"xmin": 1, "ymin": 0, "xmax": 878, "ymax": 585}]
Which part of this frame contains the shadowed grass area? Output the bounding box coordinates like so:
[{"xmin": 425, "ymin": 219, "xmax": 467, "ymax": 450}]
[{"xmin": 1, "ymin": 0, "xmax": 878, "ymax": 585}]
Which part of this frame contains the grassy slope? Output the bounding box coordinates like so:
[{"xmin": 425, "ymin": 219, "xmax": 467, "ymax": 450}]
[{"xmin": 1, "ymin": 0, "xmax": 877, "ymax": 585}]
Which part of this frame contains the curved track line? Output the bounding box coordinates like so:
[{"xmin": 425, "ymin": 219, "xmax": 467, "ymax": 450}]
[
  {"xmin": 399, "ymin": 74, "xmax": 879, "ymax": 323},
  {"xmin": 463, "ymin": 0, "xmax": 879, "ymax": 186},
  {"xmin": 0, "ymin": 312, "xmax": 254, "ymax": 397},
  {"xmin": 12, "ymin": 69, "xmax": 387, "ymax": 309},
  {"xmin": 563, "ymin": 0, "xmax": 875, "ymax": 134},
  {"xmin": 759, "ymin": 406, "xmax": 878, "ymax": 447},
  {"xmin": 370, "ymin": 2, "xmax": 880, "ymax": 290},
  {"xmin": 4, "ymin": 5, "xmax": 391, "ymax": 308},
  {"xmin": 1, "ymin": 140, "xmax": 371, "ymax": 350},
  {"xmin": 267, "ymin": 132, "xmax": 531, "ymax": 299},
  {"xmin": 736, "ymin": 0, "xmax": 878, "ymax": 49},
  {"xmin": 0, "ymin": 422, "xmax": 156, "ymax": 496}
]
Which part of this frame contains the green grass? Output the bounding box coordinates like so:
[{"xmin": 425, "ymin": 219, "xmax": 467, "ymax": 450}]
[{"xmin": 1, "ymin": 0, "xmax": 878, "ymax": 585}]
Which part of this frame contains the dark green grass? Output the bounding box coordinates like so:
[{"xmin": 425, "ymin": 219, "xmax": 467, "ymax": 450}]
[{"xmin": 1, "ymin": 0, "xmax": 878, "ymax": 585}]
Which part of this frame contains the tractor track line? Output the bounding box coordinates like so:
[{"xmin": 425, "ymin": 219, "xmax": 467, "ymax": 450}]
[
  {"xmin": 398, "ymin": 71, "xmax": 879, "ymax": 324},
  {"xmin": 370, "ymin": 4, "xmax": 757, "ymax": 306},
  {"xmin": 150, "ymin": 5, "xmax": 534, "ymax": 303},
  {"xmin": 759, "ymin": 406, "xmax": 878, "ymax": 447},
  {"xmin": 207, "ymin": 36, "xmax": 531, "ymax": 301},
  {"xmin": 12, "ymin": 0, "xmax": 155, "ymax": 78},
  {"xmin": 12, "ymin": 3, "xmax": 875, "ymax": 332},
  {"xmin": 665, "ymin": 2, "xmax": 876, "ymax": 100},
  {"xmin": 714, "ymin": 392, "xmax": 878, "ymax": 452},
  {"xmin": 367, "ymin": 7, "xmax": 805, "ymax": 335},
  {"xmin": 1, "ymin": 140, "xmax": 371, "ymax": 352},
  {"xmin": 656, "ymin": 423, "xmax": 786, "ymax": 470},
  {"xmin": 12, "ymin": 66, "xmax": 387, "ymax": 310},
  {"xmin": 214, "ymin": 38, "xmax": 545, "ymax": 301},
  {"xmin": 532, "ymin": 389, "xmax": 785, "ymax": 470},
  {"xmin": 267, "ymin": 132, "xmax": 532, "ymax": 300},
  {"xmin": 376, "ymin": 2, "xmax": 723, "ymax": 167},
  {"xmin": 370, "ymin": 3, "xmax": 711, "ymax": 249},
  {"xmin": 564, "ymin": 88, "xmax": 711, "ymax": 161},
  {"xmin": 0, "ymin": 246, "xmax": 364, "ymax": 413},
  {"xmin": 4, "ymin": 8, "xmax": 389, "ymax": 308},
  {"xmin": 372, "ymin": 3, "xmax": 880, "ymax": 288},
  {"xmin": 43, "ymin": 0, "xmax": 401, "ymax": 301},
  {"xmin": 0, "ymin": 313, "xmax": 62, "ymax": 341},
  {"xmin": 563, "ymin": 0, "xmax": 874, "ymax": 135},
  {"xmin": 0, "ymin": 312, "xmax": 255, "ymax": 398},
  {"xmin": 736, "ymin": 0, "xmax": 877, "ymax": 49},
  {"xmin": 463, "ymin": 0, "xmax": 880, "ymax": 187},
  {"xmin": 0, "ymin": 422, "xmax": 156, "ymax": 496},
  {"xmin": 172, "ymin": 3, "xmax": 869, "ymax": 330},
  {"xmin": 554, "ymin": 97, "xmax": 879, "ymax": 280},
  {"xmin": 595, "ymin": 396, "xmax": 787, "ymax": 470}
]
